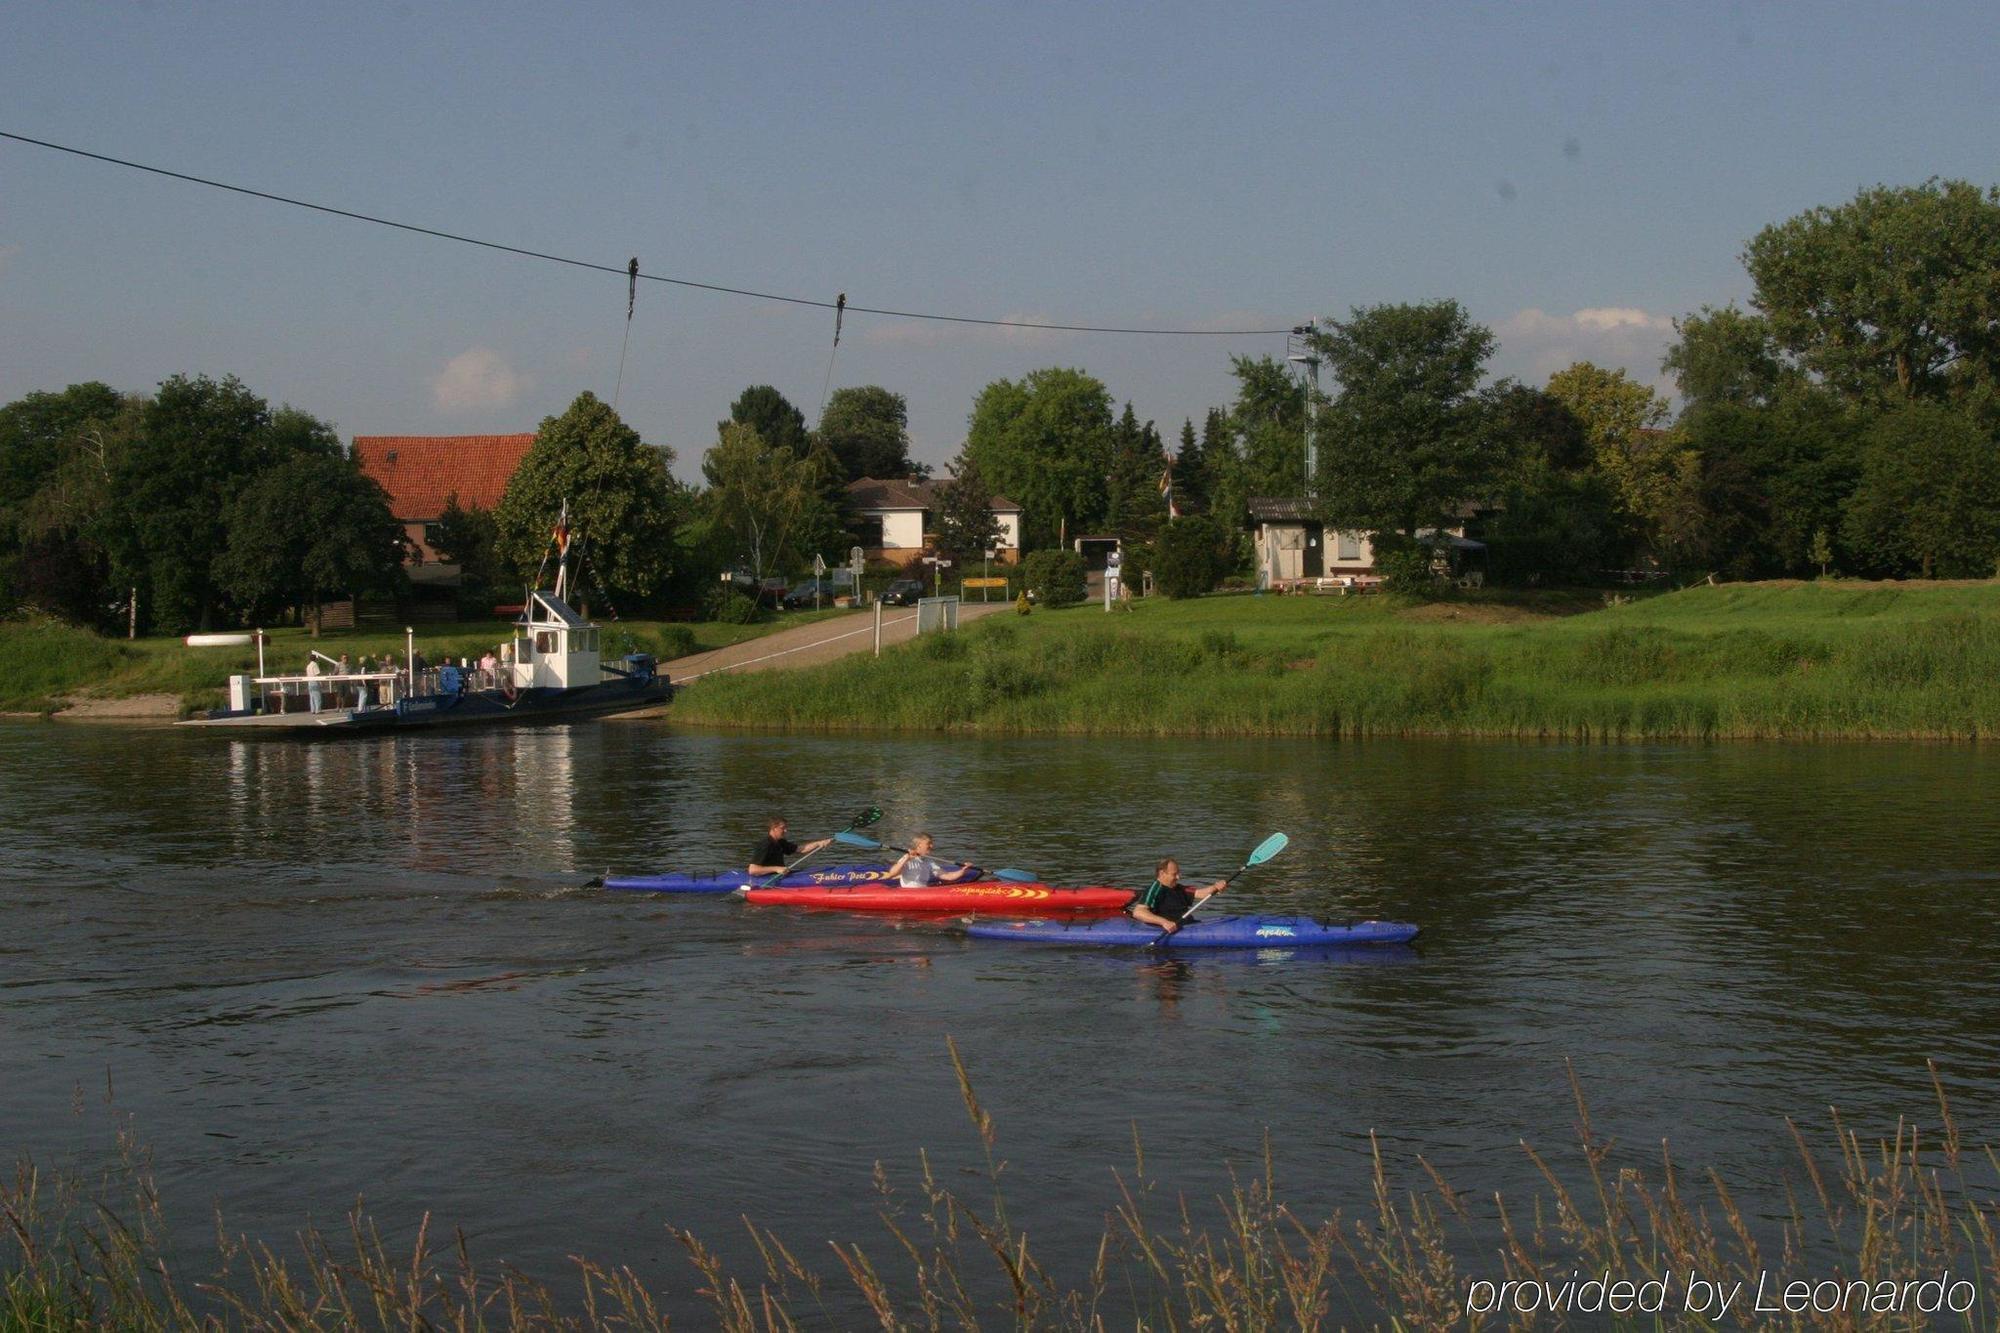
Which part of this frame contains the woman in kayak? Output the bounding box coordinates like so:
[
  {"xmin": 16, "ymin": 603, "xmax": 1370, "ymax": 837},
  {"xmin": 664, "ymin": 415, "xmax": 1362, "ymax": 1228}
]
[
  {"xmin": 1127, "ymin": 857, "xmax": 1227, "ymax": 934},
  {"xmin": 747, "ymin": 818, "xmax": 834, "ymax": 877},
  {"xmin": 884, "ymin": 833, "xmax": 977, "ymax": 887}
]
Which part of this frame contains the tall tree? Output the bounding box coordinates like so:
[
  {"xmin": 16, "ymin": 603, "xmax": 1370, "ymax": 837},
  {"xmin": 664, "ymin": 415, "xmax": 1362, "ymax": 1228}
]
[
  {"xmin": 215, "ymin": 453, "xmax": 407, "ymax": 626},
  {"xmin": 699, "ymin": 423, "xmax": 844, "ymax": 583},
  {"xmin": 1104, "ymin": 403, "xmax": 1168, "ymax": 535},
  {"xmin": 1226, "ymin": 355, "xmax": 1305, "ymax": 499},
  {"xmin": 104, "ymin": 374, "xmax": 285, "ymax": 631},
  {"xmin": 1745, "ymin": 179, "xmax": 2000, "ymax": 400},
  {"xmin": 1543, "ymin": 361, "xmax": 1680, "ymax": 542},
  {"xmin": 1198, "ymin": 406, "xmax": 1246, "ymax": 530},
  {"xmin": 962, "ymin": 367, "xmax": 1114, "ymax": 549},
  {"xmin": 1841, "ymin": 402, "xmax": 2000, "ymax": 578},
  {"xmin": 1311, "ymin": 301, "xmax": 1503, "ymax": 540},
  {"xmin": 0, "ymin": 382, "xmax": 135, "ymax": 625},
  {"xmin": 932, "ymin": 453, "xmax": 1001, "ymax": 567},
  {"xmin": 722, "ymin": 385, "xmax": 811, "ymax": 459},
  {"xmin": 494, "ymin": 392, "xmax": 678, "ymax": 604},
  {"xmin": 1172, "ymin": 417, "xmax": 1210, "ymax": 515},
  {"xmin": 818, "ymin": 386, "xmax": 915, "ymax": 481}
]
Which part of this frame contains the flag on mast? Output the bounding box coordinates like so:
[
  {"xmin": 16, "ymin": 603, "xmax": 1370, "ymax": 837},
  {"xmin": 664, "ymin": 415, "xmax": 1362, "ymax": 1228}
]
[{"xmin": 1159, "ymin": 463, "xmax": 1178, "ymax": 519}]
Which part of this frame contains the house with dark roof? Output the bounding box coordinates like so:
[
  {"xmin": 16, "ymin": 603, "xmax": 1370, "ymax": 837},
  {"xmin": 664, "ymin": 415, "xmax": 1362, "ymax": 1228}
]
[
  {"xmin": 846, "ymin": 476, "xmax": 1024, "ymax": 567},
  {"xmin": 353, "ymin": 434, "xmax": 535, "ymax": 567}
]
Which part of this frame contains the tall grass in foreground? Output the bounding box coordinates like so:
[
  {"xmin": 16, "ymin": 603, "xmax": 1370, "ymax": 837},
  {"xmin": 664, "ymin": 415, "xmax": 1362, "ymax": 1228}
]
[
  {"xmin": 673, "ymin": 586, "xmax": 2000, "ymax": 739},
  {"xmin": 6, "ymin": 1051, "xmax": 1996, "ymax": 1330}
]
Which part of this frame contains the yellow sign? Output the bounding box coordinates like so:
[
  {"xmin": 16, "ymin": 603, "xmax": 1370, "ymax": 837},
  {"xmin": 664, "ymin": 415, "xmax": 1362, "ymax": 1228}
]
[{"xmin": 962, "ymin": 577, "xmax": 1010, "ymax": 589}]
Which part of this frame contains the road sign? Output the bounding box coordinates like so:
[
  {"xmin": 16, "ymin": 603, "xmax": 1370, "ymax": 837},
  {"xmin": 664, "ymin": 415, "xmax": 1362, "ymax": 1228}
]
[{"xmin": 813, "ymin": 553, "xmax": 827, "ymax": 576}]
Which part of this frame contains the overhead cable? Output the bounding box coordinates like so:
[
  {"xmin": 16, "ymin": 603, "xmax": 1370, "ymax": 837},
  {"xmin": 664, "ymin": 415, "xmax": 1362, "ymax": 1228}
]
[{"xmin": 1, "ymin": 130, "xmax": 1291, "ymax": 337}]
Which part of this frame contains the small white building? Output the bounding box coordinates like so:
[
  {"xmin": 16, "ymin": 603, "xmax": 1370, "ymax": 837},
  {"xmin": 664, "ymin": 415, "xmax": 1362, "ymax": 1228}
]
[
  {"xmin": 1248, "ymin": 498, "xmax": 1374, "ymax": 585},
  {"xmin": 847, "ymin": 477, "xmax": 1024, "ymax": 567},
  {"xmin": 1248, "ymin": 497, "xmax": 1484, "ymax": 588}
]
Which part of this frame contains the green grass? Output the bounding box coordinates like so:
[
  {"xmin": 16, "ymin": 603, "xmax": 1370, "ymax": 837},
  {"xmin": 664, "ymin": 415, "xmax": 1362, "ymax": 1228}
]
[
  {"xmin": 671, "ymin": 580, "xmax": 2000, "ymax": 740},
  {"xmin": 0, "ymin": 608, "xmax": 860, "ymax": 715}
]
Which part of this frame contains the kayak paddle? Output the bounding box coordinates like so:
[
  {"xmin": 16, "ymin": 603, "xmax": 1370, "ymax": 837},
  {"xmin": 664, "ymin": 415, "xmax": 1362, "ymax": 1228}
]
[
  {"xmin": 1149, "ymin": 832, "xmax": 1289, "ymax": 947},
  {"xmin": 834, "ymin": 829, "xmax": 1030, "ymax": 882},
  {"xmin": 759, "ymin": 806, "xmax": 882, "ymax": 887}
]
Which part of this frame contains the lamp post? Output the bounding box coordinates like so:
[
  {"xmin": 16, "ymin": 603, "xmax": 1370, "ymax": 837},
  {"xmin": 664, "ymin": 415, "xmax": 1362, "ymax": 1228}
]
[{"xmin": 1287, "ymin": 321, "xmax": 1321, "ymax": 497}]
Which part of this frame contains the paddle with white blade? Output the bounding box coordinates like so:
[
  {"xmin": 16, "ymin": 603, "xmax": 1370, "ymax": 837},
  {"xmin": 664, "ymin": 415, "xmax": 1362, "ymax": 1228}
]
[
  {"xmin": 833, "ymin": 829, "xmax": 1034, "ymax": 883},
  {"xmin": 1149, "ymin": 832, "xmax": 1290, "ymax": 947}
]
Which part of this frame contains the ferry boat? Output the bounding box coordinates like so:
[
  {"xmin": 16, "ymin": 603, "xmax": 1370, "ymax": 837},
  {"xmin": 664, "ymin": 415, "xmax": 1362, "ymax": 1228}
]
[{"xmin": 181, "ymin": 514, "xmax": 671, "ymax": 734}]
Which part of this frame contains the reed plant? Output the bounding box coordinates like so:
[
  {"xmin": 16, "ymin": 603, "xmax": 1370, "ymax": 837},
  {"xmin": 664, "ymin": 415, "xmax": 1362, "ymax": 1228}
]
[{"xmin": 6, "ymin": 1052, "xmax": 1995, "ymax": 1329}]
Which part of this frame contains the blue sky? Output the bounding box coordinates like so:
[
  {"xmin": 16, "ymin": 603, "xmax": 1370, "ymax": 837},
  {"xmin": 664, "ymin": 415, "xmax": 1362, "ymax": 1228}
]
[{"xmin": 5, "ymin": 2, "xmax": 1996, "ymax": 479}]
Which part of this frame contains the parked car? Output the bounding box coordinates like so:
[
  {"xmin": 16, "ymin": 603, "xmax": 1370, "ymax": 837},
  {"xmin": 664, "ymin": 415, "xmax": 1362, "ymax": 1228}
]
[
  {"xmin": 880, "ymin": 578, "xmax": 924, "ymax": 606},
  {"xmin": 781, "ymin": 577, "xmax": 838, "ymax": 609}
]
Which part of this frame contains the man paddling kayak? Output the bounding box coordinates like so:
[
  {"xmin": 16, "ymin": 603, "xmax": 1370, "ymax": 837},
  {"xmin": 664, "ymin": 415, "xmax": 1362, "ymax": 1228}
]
[
  {"xmin": 884, "ymin": 833, "xmax": 977, "ymax": 887},
  {"xmin": 748, "ymin": 818, "xmax": 834, "ymax": 877},
  {"xmin": 1126, "ymin": 857, "xmax": 1227, "ymax": 934}
]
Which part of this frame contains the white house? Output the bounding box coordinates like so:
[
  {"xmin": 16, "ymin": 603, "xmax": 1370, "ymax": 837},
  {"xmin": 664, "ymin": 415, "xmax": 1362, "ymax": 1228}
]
[{"xmin": 847, "ymin": 477, "xmax": 1024, "ymax": 567}]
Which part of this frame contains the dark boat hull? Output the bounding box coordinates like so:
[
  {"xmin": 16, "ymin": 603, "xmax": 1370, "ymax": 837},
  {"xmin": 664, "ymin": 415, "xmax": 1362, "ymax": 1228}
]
[{"xmin": 181, "ymin": 674, "xmax": 671, "ymax": 735}]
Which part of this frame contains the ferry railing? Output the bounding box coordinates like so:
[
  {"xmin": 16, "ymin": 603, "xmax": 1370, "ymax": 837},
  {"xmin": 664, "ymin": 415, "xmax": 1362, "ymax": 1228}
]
[{"xmin": 252, "ymin": 671, "xmax": 400, "ymax": 714}]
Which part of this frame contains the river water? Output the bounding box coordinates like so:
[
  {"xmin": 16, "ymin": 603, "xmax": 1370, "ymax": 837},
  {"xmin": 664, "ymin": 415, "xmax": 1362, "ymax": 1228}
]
[{"xmin": 2, "ymin": 721, "xmax": 1996, "ymax": 1317}]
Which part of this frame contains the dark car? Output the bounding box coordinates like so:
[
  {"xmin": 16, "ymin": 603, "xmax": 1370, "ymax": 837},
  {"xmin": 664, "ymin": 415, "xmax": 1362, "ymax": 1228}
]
[
  {"xmin": 880, "ymin": 578, "xmax": 924, "ymax": 606},
  {"xmin": 781, "ymin": 577, "xmax": 838, "ymax": 609}
]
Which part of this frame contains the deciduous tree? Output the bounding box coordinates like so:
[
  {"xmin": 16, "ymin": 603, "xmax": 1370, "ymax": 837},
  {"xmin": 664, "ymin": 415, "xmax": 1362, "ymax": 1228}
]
[
  {"xmin": 216, "ymin": 453, "xmax": 407, "ymax": 625},
  {"xmin": 1841, "ymin": 402, "xmax": 2000, "ymax": 578},
  {"xmin": 818, "ymin": 386, "xmax": 916, "ymax": 481},
  {"xmin": 495, "ymin": 392, "xmax": 678, "ymax": 603},
  {"xmin": 963, "ymin": 368, "xmax": 1114, "ymax": 549},
  {"xmin": 1745, "ymin": 179, "xmax": 2000, "ymax": 400},
  {"xmin": 1311, "ymin": 301, "xmax": 1504, "ymax": 540},
  {"xmin": 698, "ymin": 423, "xmax": 842, "ymax": 583},
  {"xmin": 105, "ymin": 374, "xmax": 285, "ymax": 631}
]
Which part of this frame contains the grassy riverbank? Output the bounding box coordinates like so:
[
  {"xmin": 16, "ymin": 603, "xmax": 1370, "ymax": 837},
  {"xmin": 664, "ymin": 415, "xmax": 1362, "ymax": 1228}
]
[
  {"xmin": 4, "ymin": 1057, "xmax": 1991, "ymax": 1328},
  {"xmin": 673, "ymin": 581, "xmax": 2000, "ymax": 740},
  {"xmin": 0, "ymin": 610, "xmax": 856, "ymax": 715}
]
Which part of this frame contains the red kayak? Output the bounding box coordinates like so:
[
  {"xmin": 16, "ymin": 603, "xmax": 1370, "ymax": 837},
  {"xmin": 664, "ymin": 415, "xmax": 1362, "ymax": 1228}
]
[{"xmin": 736, "ymin": 882, "xmax": 1135, "ymax": 915}]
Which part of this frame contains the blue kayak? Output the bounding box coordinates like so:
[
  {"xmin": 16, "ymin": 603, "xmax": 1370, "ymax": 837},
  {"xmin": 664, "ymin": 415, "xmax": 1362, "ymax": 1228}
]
[
  {"xmin": 603, "ymin": 863, "xmax": 892, "ymax": 894},
  {"xmin": 964, "ymin": 914, "xmax": 1418, "ymax": 949}
]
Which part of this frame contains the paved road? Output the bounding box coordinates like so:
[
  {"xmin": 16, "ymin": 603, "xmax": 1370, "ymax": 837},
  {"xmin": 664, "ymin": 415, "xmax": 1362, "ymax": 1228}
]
[{"xmin": 657, "ymin": 600, "xmax": 1010, "ymax": 685}]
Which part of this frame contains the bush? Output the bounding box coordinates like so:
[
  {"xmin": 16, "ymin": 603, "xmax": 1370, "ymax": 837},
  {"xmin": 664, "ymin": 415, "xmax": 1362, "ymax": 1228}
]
[
  {"xmin": 1153, "ymin": 516, "xmax": 1231, "ymax": 599},
  {"xmin": 1371, "ymin": 536, "xmax": 1438, "ymax": 597},
  {"xmin": 702, "ymin": 584, "xmax": 766, "ymax": 624},
  {"xmin": 1021, "ymin": 549, "xmax": 1087, "ymax": 608}
]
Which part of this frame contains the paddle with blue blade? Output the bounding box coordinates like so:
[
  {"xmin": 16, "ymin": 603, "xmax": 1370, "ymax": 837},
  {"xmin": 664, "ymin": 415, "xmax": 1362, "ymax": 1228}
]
[
  {"xmin": 1150, "ymin": 831, "xmax": 1289, "ymax": 947},
  {"xmin": 760, "ymin": 807, "xmax": 882, "ymax": 887},
  {"xmin": 833, "ymin": 829, "xmax": 1033, "ymax": 883}
]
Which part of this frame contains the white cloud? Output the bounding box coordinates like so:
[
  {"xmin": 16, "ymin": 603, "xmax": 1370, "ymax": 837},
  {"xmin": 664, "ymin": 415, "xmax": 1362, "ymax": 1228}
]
[
  {"xmin": 1493, "ymin": 306, "xmax": 1678, "ymax": 392},
  {"xmin": 429, "ymin": 347, "xmax": 528, "ymax": 413}
]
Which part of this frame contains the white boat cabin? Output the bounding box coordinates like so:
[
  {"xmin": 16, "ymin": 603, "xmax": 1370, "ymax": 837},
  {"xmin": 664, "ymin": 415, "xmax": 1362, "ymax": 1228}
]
[{"xmin": 512, "ymin": 590, "xmax": 602, "ymax": 690}]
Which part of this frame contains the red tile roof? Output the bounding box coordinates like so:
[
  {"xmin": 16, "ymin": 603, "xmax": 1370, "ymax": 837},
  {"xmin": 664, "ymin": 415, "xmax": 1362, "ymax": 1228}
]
[{"xmin": 352, "ymin": 434, "xmax": 534, "ymax": 519}]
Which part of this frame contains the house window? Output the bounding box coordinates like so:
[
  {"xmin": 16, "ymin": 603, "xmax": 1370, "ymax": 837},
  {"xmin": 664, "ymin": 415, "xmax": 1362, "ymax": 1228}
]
[
  {"xmin": 1336, "ymin": 532, "xmax": 1362, "ymax": 561},
  {"xmin": 535, "ymin": 630, "xmax": 557, "ymax": 655}
]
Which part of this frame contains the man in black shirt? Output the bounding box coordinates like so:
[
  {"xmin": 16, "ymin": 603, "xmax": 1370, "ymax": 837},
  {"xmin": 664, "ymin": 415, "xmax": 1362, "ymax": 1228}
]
[
  {"xmin": 1127, "ymin": 857, "xmax": 1227, "ymax": 934},
  {"xmin": 748, "ymin": 818, "xmax": 834, "ymax": 877}
]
